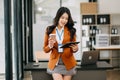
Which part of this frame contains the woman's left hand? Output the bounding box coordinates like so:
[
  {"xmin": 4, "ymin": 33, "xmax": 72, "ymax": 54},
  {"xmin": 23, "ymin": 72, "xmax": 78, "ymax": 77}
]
[{"xmin": 69, "ymin": 44, "xmax": 78, "ymax": 52}]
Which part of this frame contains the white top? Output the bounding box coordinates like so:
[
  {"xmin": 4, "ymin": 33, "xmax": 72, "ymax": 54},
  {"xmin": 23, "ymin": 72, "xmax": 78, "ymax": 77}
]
[{"xmin": 56, "ymin": 27, "xmax": 64, "ymax": 44}]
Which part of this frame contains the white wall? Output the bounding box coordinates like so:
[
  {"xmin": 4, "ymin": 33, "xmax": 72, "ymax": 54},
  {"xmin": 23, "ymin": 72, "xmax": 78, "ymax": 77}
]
[{"xmin": 98, "ymin": 0, "xmax": 120, "ymax": 13}]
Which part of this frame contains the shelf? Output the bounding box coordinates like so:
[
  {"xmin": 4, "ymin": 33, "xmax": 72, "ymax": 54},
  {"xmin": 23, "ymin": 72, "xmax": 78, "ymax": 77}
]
[
  {"xmin": 82, "ymin": 15, "xmax": 96, "ymax": 25},
  {"xmin": 81, "ymin": 2, "xmax": 120, "ymax": 68},
  {"xmin": 93, "ymin": 45, "xmax": 120, "ymax": 50},
  {"xmin": 108, "ymin": 13, "xmax": 120, "ymax": 15},
  {"xmin": 97, "ymin": 24, "xmax": 110, "ymax": 26},
  {"xmin": 111, "ymin": 14, "xmax": 120, "ymax": 25},
  {"xmin": 111, "ymin": 24, "xmax": 120, "ymax": 26},
  {"xmin": 110, "ymin": 34, "xmax": 120, "ymax": 36},
  {"xmin": 110, "ymin": 36, "xmax": 120, "ymax": 45},
  {"xmin": 111, "ymin": 58, "xmax": 120, "ymax": 59},
  {"xmin": 97, "ymin": 14, "xmax": 110, "ymax": 24}
]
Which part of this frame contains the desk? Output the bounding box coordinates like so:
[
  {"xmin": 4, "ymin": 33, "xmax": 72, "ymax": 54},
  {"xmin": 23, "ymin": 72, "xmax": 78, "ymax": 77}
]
[
  {"xmin": 93, "ymin": 45, "xmax": 120, "ymax": 68},
  {"xmin": 24, "ymin": 61, "xmax": 113, "ymax": 80},
  {"xmin": 93, "ymin": 45, "xmax": 120, "ymax": 50}
]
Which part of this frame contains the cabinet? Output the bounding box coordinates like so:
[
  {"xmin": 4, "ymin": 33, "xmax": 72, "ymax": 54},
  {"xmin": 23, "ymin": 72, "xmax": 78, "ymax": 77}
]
[
  {"xmin": 107, "ymin": 14, "xmax": 120, "ymax": 68},
  {"xmin": 80, "ymin": 2, "xmax": 120, "ymax": 68},
  {"xmin": 81, "ymin": 14, "xmax": 111, "ymax": 51}
]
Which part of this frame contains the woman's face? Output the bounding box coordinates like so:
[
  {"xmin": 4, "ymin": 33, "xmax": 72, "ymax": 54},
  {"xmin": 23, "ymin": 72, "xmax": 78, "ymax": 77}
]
[{"xmin": 58, "ymin": 12, "xmax": 68, "ymax": 27}]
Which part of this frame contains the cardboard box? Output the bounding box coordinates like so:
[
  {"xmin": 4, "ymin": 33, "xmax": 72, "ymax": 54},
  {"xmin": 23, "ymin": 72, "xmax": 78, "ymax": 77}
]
[
  {"xmin": 80, "ymin": 2, "xmax": 98, "ymax": 14},
  {"xmin": 96, "ymin": 34, "xmax": 109, "ymax": 46}
]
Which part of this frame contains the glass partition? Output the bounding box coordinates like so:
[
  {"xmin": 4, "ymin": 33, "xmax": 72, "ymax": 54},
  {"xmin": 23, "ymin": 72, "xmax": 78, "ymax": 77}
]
[
  {"xmin": 33, "ymin": 0, "xmax": 82, "ymax": 61},
  {"xmin": 33, "ymin": 0, "xmax": 60, "ymax": 61},
  {"xmin": 0, "ymin": 0, "xmax": 5, "ymax": 79}
]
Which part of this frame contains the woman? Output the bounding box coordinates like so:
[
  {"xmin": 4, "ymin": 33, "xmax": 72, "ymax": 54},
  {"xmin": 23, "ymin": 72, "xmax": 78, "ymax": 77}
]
[{"xmin": 43, "ymin": 7, "xmax": 78, "ymax": 80}]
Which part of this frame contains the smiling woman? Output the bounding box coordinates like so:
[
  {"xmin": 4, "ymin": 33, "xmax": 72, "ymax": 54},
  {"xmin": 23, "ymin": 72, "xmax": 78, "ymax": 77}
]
[{"xmin": 43, "ymin": 6, "xmax": 78, "ymax": 80}]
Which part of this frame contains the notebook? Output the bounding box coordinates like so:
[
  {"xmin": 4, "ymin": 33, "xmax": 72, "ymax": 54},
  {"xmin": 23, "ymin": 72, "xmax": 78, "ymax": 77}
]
[{"xmin": 80, "ymin": 50, "xmax": 99, "ymax": 66}]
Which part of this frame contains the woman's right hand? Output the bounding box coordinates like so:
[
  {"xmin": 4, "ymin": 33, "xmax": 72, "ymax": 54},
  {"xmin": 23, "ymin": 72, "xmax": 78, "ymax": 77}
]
[
  {"xmin": 48, "ymin": 37, "xmax": 56, "ymax": 49},
  {"xmin": 48, "ymin": 40, "xmax": 54, "ymax": 48}
]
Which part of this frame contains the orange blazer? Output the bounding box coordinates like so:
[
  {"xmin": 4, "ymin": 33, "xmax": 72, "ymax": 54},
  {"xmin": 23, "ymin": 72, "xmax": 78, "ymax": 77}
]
[{"xmin": 43, "ymin": 26, "xmax": 77, "ymax": 70}]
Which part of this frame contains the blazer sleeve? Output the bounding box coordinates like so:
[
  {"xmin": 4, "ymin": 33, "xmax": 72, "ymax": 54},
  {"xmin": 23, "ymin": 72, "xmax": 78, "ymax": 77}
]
[{"xmin": 72, "ymin": 34, "xmax": 76, "ymax": 42}]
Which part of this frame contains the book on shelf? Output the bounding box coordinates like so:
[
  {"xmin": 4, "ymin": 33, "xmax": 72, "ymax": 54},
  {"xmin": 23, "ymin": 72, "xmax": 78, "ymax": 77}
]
[
  {"xmin": 111, "ymin": 36, "xmax": 120, "ymax": 45},
  {"xmin": 96, "ymin": 34, "xmax": 109, "ymax": 46}
]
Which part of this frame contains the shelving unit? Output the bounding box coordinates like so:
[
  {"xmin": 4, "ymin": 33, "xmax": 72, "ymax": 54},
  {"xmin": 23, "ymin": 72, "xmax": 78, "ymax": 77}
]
[
  {"xmin": 80, "ymin": 2, "xmax": 98, "ymax": 52},
  {"xmin": 109, "ymin": 14, "xmax": 120, "ymax": 68},
  {"xmin": 80, "ymin": 2, "xmax": 120, "ymax": 68}
]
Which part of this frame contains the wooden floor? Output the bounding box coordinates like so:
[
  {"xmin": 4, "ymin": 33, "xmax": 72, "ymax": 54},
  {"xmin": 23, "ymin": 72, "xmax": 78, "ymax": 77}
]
[
  {"xmin": 23, "ymin": 70, "xmax": 120, "ymax": 80},
  {"xmin": 23, "ymin": 71, "xmax": 32, "ymax": 80},
  {"xmin": 107, "ymin": 70, "xmax": 120, "ymax": 80}
]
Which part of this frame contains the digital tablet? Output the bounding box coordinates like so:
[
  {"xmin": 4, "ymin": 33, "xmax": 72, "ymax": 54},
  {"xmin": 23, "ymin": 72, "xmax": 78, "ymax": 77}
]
[{"xmin": 60, "ymin": 41, "xmax": 80, "ymax": 48}]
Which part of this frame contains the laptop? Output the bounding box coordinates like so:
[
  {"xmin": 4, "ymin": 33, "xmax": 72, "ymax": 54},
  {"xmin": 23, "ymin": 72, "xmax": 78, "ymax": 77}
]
[{"xmin": 80, "ymin": 50, "xmax": 99, "ymax": 66}]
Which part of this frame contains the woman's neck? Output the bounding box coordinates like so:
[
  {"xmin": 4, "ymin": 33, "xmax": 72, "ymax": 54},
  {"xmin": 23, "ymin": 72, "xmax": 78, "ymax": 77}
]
[{"xmin": 57, "ymin": 25, "xmax": 64, "ymax": 30}]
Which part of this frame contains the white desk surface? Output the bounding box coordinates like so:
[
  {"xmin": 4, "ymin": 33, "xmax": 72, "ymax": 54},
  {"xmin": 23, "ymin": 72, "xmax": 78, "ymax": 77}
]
[{"xmin": 93, "ymin": 45, "xmax": 120, "ymax": 50}]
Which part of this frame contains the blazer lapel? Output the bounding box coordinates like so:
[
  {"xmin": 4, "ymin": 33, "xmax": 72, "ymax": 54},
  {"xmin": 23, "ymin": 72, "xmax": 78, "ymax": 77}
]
[{"xmin": 62, "ymin": 27, "xmax": 70, "ymax": 44}]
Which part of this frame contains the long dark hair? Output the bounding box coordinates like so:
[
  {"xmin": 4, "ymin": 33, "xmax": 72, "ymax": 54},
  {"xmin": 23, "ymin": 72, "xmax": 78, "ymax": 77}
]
[{"xmin": 46, "ymin": 7, "xmax": 76, "ymax": 41}]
